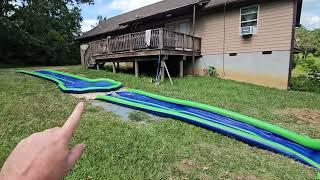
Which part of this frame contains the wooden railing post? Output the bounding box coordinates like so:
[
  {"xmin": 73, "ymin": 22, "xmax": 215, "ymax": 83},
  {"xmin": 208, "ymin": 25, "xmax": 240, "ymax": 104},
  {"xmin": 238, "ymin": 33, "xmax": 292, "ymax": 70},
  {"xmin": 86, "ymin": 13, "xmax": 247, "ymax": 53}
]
[
  {"xmin": 129, "ymin": 33, "xmax": 133, "ymax": 51},
  {"xmin": 159, "ymin": 28, "xmax": 164, "ymax": 49},
  {"xmin": 107, "ymin": 36, "xmax": 111, "ymax": 54},
  {"xmin": 183, "ymin": 35, "xmax": 186, "ymax": 51}
]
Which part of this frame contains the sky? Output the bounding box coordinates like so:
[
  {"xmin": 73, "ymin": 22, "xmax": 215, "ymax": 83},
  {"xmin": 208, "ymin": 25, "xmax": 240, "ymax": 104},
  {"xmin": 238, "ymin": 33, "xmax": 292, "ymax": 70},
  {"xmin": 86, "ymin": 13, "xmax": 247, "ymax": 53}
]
[{"xmin": 80, "ymin": 0, "xmax": 320, "ymax": 32}]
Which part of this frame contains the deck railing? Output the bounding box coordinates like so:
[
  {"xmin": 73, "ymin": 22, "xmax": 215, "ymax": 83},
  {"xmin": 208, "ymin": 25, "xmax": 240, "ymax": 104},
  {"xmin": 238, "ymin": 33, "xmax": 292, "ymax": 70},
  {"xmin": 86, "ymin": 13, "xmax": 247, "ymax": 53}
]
[{"xmin": 87, "ymin": 28, "xmax": 201, "ymax": 55}]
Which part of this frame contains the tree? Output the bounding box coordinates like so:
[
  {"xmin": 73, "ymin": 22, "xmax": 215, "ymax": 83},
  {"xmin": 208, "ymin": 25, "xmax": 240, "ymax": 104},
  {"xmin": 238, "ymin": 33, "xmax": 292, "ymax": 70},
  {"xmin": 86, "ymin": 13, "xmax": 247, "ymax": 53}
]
[
  {"xmin": 97, "ymin": 15, "xmax": 107, "ymax": 25},
  {"xmin": 0, "ymin": 0, "xmax": 93, "ymax": 65},
  {"xmin": 90, "ymin": 15, "xmax": 107, "ymax": 29},
  {"xmin": 295, "ymin": 26, "xmax": 320, "ymax": 56}
]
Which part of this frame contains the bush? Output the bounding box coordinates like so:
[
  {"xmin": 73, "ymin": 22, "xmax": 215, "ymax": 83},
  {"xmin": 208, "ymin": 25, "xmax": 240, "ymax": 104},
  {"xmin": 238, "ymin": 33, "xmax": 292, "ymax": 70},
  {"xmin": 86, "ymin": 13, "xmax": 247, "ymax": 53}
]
[
  {"xmin": 304, "ymin": 54, "xmax": 320, "ymax": 74},
  {"xmin": 291, "ymin": 75, "xmax": 320, "ymax": 93}
]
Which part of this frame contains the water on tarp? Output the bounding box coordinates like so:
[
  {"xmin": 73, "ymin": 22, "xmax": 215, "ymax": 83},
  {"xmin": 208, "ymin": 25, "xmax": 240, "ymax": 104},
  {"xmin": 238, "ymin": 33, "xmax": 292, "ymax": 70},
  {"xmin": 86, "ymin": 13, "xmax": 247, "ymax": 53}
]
[{"xmin": 92, "ymin": 100, "xmax": 158, "ymax": 122}]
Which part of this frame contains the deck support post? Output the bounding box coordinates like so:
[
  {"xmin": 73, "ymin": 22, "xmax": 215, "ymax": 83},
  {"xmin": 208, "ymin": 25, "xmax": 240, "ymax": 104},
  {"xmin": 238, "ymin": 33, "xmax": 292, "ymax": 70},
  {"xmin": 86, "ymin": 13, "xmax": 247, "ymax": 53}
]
[
  {"xmin": 135, "ymin": 61, "xmax": 139, "ymax": 78},
  {"xmin": 160, "ymin": 60, "xmax": 165, "ymax": 82},
  {"xmin": 112, "ymin": 62, "xmax": 116, "ymax": 74},
  {"xmin": 96, "ymin": 62, "xmax": 100, "ymax": 71},
  {"xmin": 160, "ymin": 55, "xmax": 167, "ymax": 82},
  {"xmin": 117, "ymin": 62, "xmax": 120, "ymax": 71},
  {"xmin": 192, "ymin": 4, "xmax": 196, "ymax": 75},
  {"xmin": 180, "ymin": 56, "xmax": 186, "ymax": 78}
]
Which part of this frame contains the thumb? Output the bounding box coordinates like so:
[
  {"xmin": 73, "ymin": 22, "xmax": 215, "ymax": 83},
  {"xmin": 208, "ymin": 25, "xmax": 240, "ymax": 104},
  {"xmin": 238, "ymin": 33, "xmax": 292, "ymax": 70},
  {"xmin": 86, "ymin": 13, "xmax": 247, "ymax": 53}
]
[{"xmin": 67, "ymin": 144, "xmax": 86, "ymax": 170}]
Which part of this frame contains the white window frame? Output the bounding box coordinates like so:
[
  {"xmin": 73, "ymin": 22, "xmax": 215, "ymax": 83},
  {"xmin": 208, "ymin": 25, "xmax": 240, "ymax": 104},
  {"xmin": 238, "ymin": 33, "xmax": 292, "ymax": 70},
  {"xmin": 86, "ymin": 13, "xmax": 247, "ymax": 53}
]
[{"xmin": 240, "ymin": 5, "xmax": 259, "ymax": 32}]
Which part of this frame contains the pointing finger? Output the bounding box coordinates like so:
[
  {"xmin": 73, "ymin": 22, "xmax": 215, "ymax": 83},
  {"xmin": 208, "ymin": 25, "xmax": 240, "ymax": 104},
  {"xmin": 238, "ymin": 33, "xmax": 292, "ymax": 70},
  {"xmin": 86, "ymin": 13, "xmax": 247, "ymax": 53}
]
[{"xmin": 62, "ymin": 102, "xmax": 84, "ymax": 140}]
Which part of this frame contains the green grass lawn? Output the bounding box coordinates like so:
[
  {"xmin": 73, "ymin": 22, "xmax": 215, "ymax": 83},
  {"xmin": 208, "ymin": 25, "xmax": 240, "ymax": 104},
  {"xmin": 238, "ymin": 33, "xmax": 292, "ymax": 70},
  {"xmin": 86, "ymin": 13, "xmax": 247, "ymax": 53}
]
[{"xmin": 1, "ymin": 66, "xmax": 320, "ymax": 179}]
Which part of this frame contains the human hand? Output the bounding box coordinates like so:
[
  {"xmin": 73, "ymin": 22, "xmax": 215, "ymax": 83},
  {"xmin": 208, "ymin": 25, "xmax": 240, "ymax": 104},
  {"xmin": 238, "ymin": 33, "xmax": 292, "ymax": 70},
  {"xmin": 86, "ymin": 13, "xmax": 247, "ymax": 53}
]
[{"xmin": 0, "ymin": 102, "xmax": 86, "ymax": 180}]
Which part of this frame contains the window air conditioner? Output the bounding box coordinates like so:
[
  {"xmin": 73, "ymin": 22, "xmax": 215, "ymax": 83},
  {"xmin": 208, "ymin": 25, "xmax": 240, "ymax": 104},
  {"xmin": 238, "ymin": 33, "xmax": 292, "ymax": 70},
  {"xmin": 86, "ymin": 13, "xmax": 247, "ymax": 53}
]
[{"xmin": 240, "ymin": 26, "xmax": 255, "ymax": 36}]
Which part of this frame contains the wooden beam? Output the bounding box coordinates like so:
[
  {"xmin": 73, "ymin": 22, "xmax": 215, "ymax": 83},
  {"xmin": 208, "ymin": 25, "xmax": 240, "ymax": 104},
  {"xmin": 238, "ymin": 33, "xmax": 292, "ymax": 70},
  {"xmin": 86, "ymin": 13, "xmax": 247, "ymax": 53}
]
[
  {"xmin": 159, "ymin": 29, "xmax": 164, "ymax": 49},
  {"xmin": 163, "ymin": 62, "xmax": 173, "ymax": 85},
  {"xmin": 107, "ymin": 36, "xmax": 111, "ymax": 54},
  {"xmin": 134, "ymin": 61, "xmax": 139, "ymax": 78},
  {"xmin": 112, "ymin": 62, "xmax": 116, "ymax": 74},
  {"xmin": 180, "ymin": 59, "xmax": 184, "ymax": 78},
  {"xmin": 94, "ymin": 49, "xmax": 201, "ymax": 61},
  {"xmin": 192, "ymin": 4, "xmax": 196, "ymax": 75},
  {"xmin": 160, "ymin": 59, "xmax": 165, "ymax": 82}
]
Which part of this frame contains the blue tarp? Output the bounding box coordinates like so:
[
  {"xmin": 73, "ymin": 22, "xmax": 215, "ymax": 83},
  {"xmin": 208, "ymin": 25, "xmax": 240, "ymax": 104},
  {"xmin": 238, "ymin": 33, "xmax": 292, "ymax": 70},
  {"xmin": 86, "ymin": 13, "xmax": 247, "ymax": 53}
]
[{"xmin": 98, "ymin": 91, "xmax": 320, "ymax": 170}]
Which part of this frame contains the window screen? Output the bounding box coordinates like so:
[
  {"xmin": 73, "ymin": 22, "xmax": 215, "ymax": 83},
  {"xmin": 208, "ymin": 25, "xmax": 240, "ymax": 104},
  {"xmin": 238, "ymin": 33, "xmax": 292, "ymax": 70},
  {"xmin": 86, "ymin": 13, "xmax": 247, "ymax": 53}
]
[{"xmin": 240, "ymin": 5, "xmax": 258, "ymax": 27}]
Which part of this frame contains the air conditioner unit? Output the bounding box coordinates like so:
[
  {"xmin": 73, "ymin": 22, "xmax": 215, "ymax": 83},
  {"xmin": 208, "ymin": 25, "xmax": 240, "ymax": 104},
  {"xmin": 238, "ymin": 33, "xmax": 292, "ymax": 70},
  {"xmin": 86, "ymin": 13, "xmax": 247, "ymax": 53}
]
[{"xmin": 240, "ymin": 26, "xmax": 255, "ymax": 36}]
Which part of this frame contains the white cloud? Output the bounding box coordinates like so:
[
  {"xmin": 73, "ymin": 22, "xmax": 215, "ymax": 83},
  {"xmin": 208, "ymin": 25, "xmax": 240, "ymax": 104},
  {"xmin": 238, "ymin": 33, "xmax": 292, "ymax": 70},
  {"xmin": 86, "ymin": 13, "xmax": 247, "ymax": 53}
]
[
  {"xmin": 302, "ymin": 15, "xmax": 320, "ymax": 30},
  {"xmin": 81, "ymin": 19, "xmax": 98, "ymax": 32},
  {"xmin": 109, "ymin": 0, "xmax": 162, "ymax": 13},
  {"xmin": 80, "ymin": 0, "xmax": 163, "ymax": 32},
  {"xmin": 300, "ymin": 0, "xmax": 320, "ymax": 30},
  {"xmin": 10, "ymin": 0, "xmax": 22, "ymax": 6}
]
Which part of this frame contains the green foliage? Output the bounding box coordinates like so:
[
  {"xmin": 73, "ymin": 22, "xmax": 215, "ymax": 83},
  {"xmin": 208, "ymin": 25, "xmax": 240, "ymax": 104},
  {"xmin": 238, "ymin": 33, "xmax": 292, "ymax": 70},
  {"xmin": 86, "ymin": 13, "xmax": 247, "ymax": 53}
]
[
  {"xmin": 97, "ymin": 15, "xmax": 107, "ymax": 25},
  {"xmin": 291, "ymin": 76, "xmax": 320, "ymax": 94},
  {"xmin": 293, "ymin": 27, "xmax": 320, "ymax": 93},
  {"xmin": 292, "ymin": 54, "xmax": 320, "ymax": 93},
  {"xmin": 0, "ymin": 0, "xmax": 93, "ymax": 65},
  {"xmin": 295, "ymin": 26, "xmax": 320, "ymax": 55},
  {"xmin": 208, "ymin": 66, "xmax": 217, "ymax": 77},
  {"xmin": 295, "ymin": 53, "xmax": 320, "ymax": 73}
]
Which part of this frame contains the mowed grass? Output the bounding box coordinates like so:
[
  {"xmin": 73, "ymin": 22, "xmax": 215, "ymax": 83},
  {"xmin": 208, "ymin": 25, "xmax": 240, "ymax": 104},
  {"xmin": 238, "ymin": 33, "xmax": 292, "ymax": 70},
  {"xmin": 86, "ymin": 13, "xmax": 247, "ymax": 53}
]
[{"xmin": 1, "ymin": 65, "xmax": 320, "ymax": 179}]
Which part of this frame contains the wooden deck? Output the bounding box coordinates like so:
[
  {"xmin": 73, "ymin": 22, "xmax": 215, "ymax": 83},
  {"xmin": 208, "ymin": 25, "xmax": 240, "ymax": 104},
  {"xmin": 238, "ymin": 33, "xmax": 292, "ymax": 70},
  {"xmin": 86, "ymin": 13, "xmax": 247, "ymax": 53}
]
[
  {"xmin": 84, "ymin": 28, "xmax": 201, "ymax": 63},
  {"xmin": 81, "ymin": 28, "xmax": 202, "ymax": 79}
]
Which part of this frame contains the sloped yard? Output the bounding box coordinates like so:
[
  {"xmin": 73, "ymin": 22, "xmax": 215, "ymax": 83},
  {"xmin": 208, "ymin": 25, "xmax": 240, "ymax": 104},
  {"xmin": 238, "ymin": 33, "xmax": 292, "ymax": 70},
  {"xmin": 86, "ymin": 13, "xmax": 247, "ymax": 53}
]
[{"xmin": 1, "ymin": 66, "xmax": 320, "ymax": 179}]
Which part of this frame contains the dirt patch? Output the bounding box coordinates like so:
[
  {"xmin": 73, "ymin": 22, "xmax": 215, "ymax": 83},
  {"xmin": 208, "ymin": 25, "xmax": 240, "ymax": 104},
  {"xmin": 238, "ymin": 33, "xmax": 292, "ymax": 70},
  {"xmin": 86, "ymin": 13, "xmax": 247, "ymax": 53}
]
[
  {"xmin": 199, "ymin": 174, "xmax": 211, "ymax": 180},
  {"xmin": 70, "ymin": 88, "xmax": 127, "ymax": 101},
  {"xmin": 277, "ymin": 108, "xmax": 320, "ymax": 124},
  {"xmin": 50, "ymin": 67, "xmax": 70, "ymax": 71},
  {"xmin": 178, "ymin": 160, "xmax": 209, "ymax": 174},
  {"xmin": 234, "ymin": 176, "xmax": 259, "ymax": 180},
  {"xmin": 70, "ymin": 92, "xmax": 105, "ymax": 100},
  {"xmin": 76, "ymin": 74, "xmax": 87, "ymax": 77}
]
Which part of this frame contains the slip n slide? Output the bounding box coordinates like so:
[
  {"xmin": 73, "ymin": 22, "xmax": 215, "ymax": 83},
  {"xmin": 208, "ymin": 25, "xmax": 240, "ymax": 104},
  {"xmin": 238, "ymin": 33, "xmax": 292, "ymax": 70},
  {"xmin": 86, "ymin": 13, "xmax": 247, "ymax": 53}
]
[
  {"xmin": 18, "ymin": 69, "xmax": 320, "ymax": 174},
  {"xmin": 17, "ymin": 69, "xmax": 122, "ymax": 93}
]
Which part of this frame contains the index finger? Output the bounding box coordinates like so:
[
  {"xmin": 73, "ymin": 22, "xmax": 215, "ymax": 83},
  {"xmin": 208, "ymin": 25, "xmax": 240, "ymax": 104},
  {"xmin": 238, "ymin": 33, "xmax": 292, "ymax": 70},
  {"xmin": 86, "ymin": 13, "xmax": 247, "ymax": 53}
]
[{"xmin": 62, "ymin": 102, "xmax": 84, "ymax": 140}]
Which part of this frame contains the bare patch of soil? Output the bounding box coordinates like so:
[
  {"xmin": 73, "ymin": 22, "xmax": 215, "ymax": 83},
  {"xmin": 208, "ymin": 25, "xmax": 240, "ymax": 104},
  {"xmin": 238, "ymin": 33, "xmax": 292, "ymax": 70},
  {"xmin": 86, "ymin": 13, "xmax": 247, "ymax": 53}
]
[
  {"xmin": 234, "ymin": 176, "xmax": 259, "ymax": 180},
  {"xmin": 178, "ymin": 160, "xmax": 209, "ymax": 174},
  {"xmin": 277, "ymin": 108, "xmax": 320, "ymax": 124},
  {"xmin": 76, "ymin": 74, "xmax": 87, "ymax": 77},
  {"xmin": 199, "ymin": 174, "xmax": 211, "ymax": 180},
  {"xmin": 70, "ymin": 92, "xmax": 105, "ymax": 101},
  {"xmin": 70, "ymin": 88, "xmax": 127, "ymax": 101},
  {"xmin": 50, "ymin": 67, "xmax": 70, "ymax": 71}
]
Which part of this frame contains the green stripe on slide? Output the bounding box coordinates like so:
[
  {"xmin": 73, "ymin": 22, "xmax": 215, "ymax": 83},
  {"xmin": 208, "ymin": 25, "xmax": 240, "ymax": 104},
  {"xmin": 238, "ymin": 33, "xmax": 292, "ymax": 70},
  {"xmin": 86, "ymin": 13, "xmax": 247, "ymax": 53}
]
[
  {"xmin": 95, "ymin": 94, "xmax": 320, "ymax": 169},
  {"xmin": 127, "ymin": 89, "xmax": 320, "ymax": 150},
  {"xmin": 16, "ymin": 69, "xmax": 122, "ymax": 92}
]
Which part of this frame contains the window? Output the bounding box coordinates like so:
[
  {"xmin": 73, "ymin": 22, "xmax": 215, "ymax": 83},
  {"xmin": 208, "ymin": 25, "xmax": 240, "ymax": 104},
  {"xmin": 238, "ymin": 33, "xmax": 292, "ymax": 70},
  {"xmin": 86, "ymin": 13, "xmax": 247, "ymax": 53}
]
[
  {"xmin": 165, "ymin": 20, "xmax": 191, "ymax": 34},
  {"xmin": 178, "ymin": 22, "xmax": 190, "ymax": 34},
  {"xmin": 240, "ymin": 5, "xmax": 258, "ymax": 27}
]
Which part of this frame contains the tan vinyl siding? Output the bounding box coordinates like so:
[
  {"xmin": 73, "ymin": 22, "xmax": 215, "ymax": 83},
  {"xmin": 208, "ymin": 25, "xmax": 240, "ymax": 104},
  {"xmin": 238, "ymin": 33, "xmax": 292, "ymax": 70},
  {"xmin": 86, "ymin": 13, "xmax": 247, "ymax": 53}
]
[{"xmin": 196, "ymin": 0, "xmax": 294, "ymax": 55}]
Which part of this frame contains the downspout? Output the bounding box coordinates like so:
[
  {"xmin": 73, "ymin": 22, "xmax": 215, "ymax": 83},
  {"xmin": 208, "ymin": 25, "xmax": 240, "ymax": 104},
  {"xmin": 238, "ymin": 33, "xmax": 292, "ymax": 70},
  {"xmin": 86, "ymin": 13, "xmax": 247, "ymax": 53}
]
[
  {"xmin": 192, "ymin": 4, "xmax": 196, "ymax": 75},
  {"xmin": 288, "ymin": 0, "xmax": 299, "ymax": 90},
  {"xmin": 222, "ymin": 0, "xmax": 227, "ymax": 78}
]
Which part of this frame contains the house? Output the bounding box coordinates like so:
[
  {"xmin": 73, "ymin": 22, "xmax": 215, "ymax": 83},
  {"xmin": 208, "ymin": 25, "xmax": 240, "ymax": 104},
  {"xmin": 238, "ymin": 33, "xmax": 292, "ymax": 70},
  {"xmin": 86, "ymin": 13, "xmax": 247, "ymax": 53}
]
[{"xmin": 78, "ymin": 0, "xmax": 303, "ymax": 89}]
